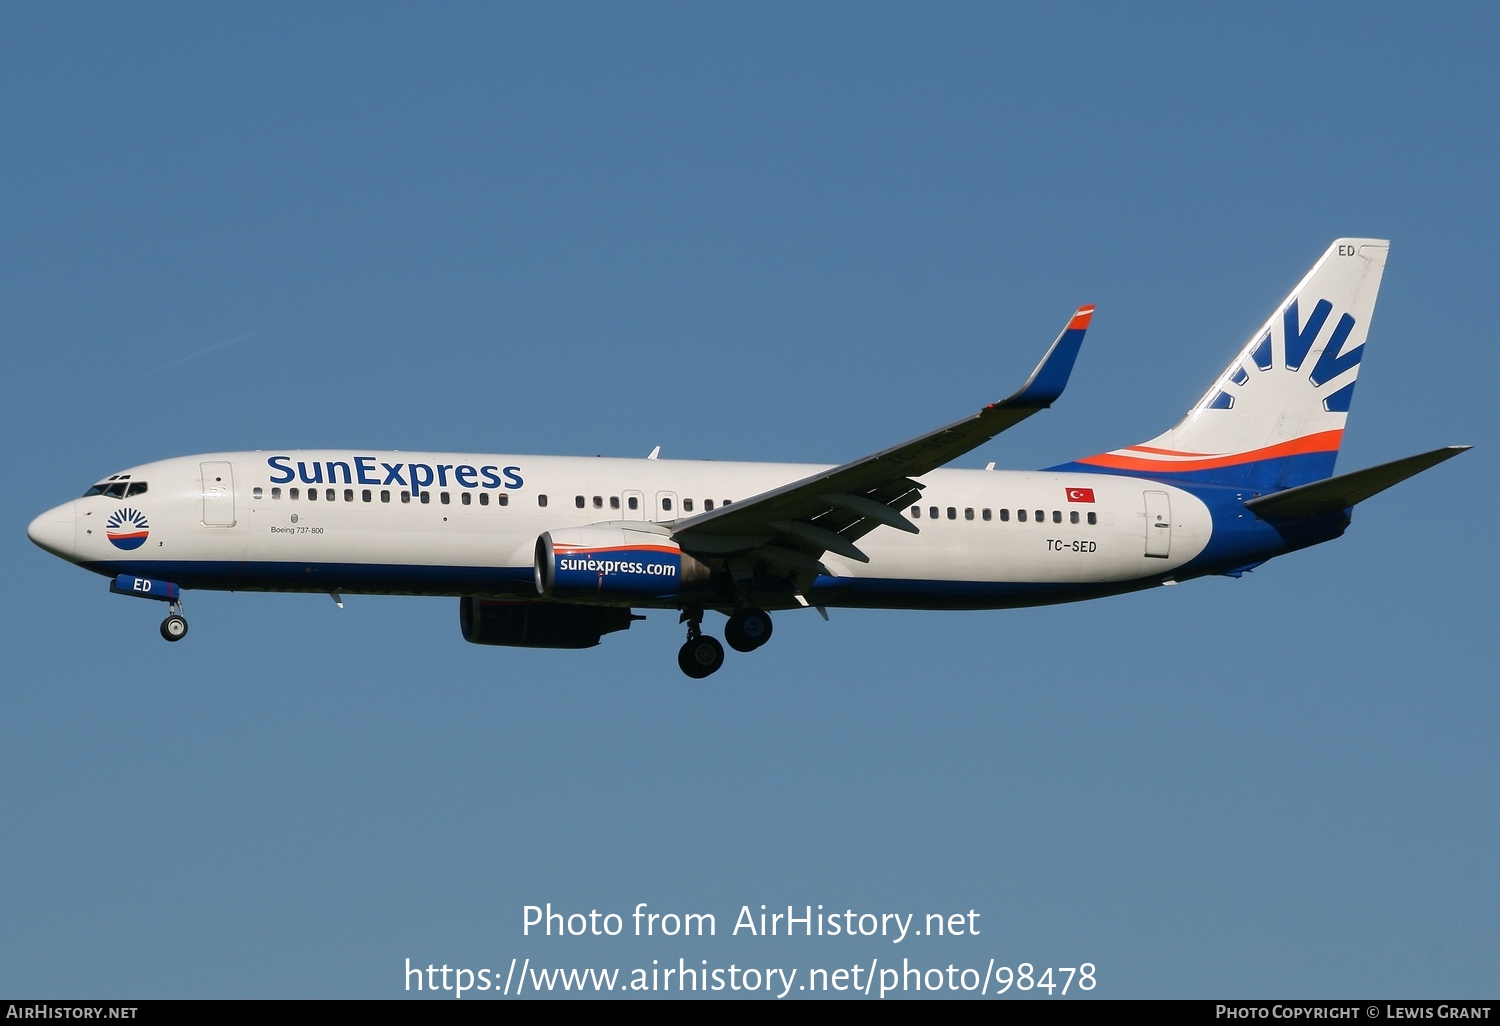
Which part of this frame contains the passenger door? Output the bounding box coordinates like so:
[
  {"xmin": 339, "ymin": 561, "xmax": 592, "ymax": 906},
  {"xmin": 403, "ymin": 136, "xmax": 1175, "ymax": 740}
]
[
  {"xmin": 1143, "ymin": 490, "xmax": 1170, "ymax": 558},
  {"xmin": 201, "ymin": 461, "xmax": 236, "ymax": 527}
]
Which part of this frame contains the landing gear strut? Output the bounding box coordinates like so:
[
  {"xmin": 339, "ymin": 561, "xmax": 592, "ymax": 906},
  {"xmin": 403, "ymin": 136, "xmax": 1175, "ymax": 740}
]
[
  {"xmin": 677, "ymin": 610, "xmax": 724, "ymax": 678},
  {"xmin": 160, "ymin": 600, "xmax": 188, "ymax": 642},
  {"xmin": 725, "ymin": 608, "xmax": 772, "ymax": 652}
]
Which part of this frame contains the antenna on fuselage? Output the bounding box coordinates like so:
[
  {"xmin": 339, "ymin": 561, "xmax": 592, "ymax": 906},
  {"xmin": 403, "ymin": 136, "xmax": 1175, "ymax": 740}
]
[{"xmin": 647, "ymin": 446, "xmax": 661, "ymax": 460}]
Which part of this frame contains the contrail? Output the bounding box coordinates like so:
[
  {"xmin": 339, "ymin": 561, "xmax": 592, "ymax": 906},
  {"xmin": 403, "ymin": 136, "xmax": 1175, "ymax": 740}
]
[{"xmin": 127, "ymin": 330, "xmax": 258, "ymax": 381}]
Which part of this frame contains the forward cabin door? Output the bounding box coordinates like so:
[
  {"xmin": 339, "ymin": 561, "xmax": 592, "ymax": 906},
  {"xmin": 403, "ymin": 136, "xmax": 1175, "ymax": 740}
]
[
  {"xmin": 201, "ymin": 461, "xmax": 236, "ymax": 527},
  {"xmin": 1143, "ymin": 490, "xmax": 1171, "ymax": 558}
]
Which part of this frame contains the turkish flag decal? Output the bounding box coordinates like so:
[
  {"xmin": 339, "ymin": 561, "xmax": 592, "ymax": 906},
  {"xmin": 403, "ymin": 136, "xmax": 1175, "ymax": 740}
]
[{"xmin": 1066, "ymin": 487, "xmax": 1096, "ymax": 503}]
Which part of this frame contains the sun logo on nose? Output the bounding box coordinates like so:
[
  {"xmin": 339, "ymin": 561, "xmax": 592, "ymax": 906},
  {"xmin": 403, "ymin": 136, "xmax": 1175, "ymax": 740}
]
[{"xmin": 105, "ymin": 507, "xmax": 150, "ymax": 550}]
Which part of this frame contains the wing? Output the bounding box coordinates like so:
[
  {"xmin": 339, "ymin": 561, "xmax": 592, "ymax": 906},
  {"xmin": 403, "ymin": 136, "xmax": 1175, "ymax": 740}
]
[{"xmin": 671, "ymin": 306, "xmax": 1095, "ymax": 577}]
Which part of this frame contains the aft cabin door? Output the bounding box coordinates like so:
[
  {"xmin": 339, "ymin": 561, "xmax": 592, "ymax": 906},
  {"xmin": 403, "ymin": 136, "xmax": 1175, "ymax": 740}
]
[
  {"xmin": 1144, "ymin": 490, "xmax": 1170, "ymax": 558},
  {"xmin": 201, "ymin": 462, "xmax": 236, "ymax": 527}
]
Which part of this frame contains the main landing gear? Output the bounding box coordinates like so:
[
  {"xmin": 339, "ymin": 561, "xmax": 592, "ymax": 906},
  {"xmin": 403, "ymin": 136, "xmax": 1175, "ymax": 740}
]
[
  {"xmin": 724, "ymin": 608, "xmax": 773, "ymax": 653},
  {"xmin": 160, "ymin": 601, "xmax": 188, "ymax": 642},
  {"xmin": 677, "ymin": 610, "xmax": 724, "ymax": 679},
  {"xmin": 677, "ymin": 608, "xmax": 772, "ymax": 678}
]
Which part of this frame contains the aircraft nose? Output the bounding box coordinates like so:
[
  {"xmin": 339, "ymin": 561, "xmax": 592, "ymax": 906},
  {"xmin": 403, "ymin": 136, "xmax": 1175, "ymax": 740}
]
[{"xmin": 28, "ymin": 501, "xmax": 76, "ymax": 559}]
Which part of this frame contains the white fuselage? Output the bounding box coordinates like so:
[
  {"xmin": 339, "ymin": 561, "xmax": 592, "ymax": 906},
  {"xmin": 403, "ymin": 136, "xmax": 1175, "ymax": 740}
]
[{"xmin": 35, "ymin": 450, "xmax": 1213, "ymax": 610}]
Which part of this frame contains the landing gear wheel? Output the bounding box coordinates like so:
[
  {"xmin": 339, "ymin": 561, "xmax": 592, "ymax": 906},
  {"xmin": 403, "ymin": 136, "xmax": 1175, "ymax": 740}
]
[
  {"xmin": 678, "ymin": 635, "xmax": 725, "ymax": 678},
  {"xmin": 725, "ymin": 608, "xmax": 773, "ymax": 652},
  {"xmin": 160, "ymin": 614, "xmax": 188, "ymax": 642}
]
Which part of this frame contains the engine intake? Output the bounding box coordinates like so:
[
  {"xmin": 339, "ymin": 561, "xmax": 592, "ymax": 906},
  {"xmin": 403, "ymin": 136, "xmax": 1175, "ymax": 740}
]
[
  {"xmin": 459, "ymin": 598, "xmax": 637, "ymax": 649},
  {"xmin": 535, "ymin": 527, "xmax": 710, "ymax": 600}
]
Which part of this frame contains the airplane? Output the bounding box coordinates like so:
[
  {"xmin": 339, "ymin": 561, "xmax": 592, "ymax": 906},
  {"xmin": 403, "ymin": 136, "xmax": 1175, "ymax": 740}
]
[{"xmin": 27, "ymin": 239, "xmax": 1468, "ymax": 677}]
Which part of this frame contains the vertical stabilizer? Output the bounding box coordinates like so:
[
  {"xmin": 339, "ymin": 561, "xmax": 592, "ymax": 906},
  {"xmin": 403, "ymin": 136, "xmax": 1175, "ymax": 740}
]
[{"xmin": 1069, "ymin": 239, "xmax": 1389, "ymax": 489}]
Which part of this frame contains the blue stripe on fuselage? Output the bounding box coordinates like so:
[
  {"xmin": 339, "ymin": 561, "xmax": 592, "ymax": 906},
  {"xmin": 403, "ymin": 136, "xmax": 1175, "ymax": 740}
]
[{"xmin": 1047, "ymin": 451, "xmax": 1339, "ymax": 491}]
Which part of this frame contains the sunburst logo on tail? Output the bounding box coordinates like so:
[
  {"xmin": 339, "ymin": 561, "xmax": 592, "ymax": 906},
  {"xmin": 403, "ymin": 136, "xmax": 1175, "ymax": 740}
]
[{"xmin": 105, "ymin": 507, "xmax": 149, "ymax": 550}]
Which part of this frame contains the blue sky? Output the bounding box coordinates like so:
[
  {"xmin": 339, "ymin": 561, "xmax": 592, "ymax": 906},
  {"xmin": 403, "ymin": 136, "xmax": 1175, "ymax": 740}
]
[{"xmin": 2, "ymin": 3, "xmax": 1496, "ymax": 998}]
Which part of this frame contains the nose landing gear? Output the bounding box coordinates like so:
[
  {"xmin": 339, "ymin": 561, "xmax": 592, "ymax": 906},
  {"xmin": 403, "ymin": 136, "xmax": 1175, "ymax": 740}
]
[{"xmin": 160, "ymin": 600, "xmax": 188, "ymax": 642}]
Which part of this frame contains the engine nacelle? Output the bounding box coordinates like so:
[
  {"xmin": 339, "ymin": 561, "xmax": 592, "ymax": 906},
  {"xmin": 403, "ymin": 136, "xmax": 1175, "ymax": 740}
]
[
  {"xmin": 535, "ymin": 527, "xmax": 710, "ymax": 601},
  {"xmin": 459, "ymin": 598, "xmax": 637, "ymax": 649}
]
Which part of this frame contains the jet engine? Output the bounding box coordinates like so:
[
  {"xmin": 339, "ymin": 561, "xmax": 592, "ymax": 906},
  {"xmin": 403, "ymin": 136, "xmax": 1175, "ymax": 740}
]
[{"xmin": 535, "ymin": 527, "xmax": 710, "ymax": 601}]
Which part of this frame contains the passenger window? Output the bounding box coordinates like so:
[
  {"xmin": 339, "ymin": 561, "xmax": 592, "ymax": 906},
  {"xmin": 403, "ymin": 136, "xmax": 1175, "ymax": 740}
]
[
  {"xmin": 575, "ymin": 495, "xmax": 585, "ymax": 508},
  {"xmin": 929, "ymin": 506, "xmax": 939, "ymax": 519},
  {"xmin": 610, "ymin": 496, "xmax": 621, "ymax": 510},
  {"xmin": 1087, "ymin": 511, "xmax": 1097, "ymax": 525},
  {"xmin": 345, "ymin": 488, "xmax": 354, "ymax": 502},
  {"xmin": 947, "ymin": 507, "xmax": 957, "ymax": 520},
  {"xmin": 539, "ymin": 495, "xmax": 548, "ymax": 507},
  {"xmin": 290, "ymin": 488, "xmax": 300, "ymax": 500},
  {"xmin": 420, "ymin": 491, "xmax": 430, "ymax": 504},
  {"xmin": 593, "ymin": 496, "xmax": 603, "ymax": 509},
  {"xmin": 126, "ymin": 482, "xmax": 148, "ymax": 497},
  {"xmin": 910, "ymin": 506, "xmax": 920, "ymax": 518},
  {"xmin": 498, "ymin": 493, "xmax": 508, "ymax": 506},
  {"xmin": 253, "ymin": 486, "xmax": 263, "ymax": 499},
  {"xmin": 704, "ymin": 499, "xmax": 714, "ymax": 510},
  {"xmin": 1070, "ymin": 510, "xmax": 1079, "ymax": 524},
  {"xmin": 308, "ymin": 488, "xmax": 318, "ymax": 501},
  {"xmin": 381, "ymin": 490, "xmax": 390, "ymax": 503},
  {"xmin": 627, "ymin": 497, "xmax": 638, "ymax": 510},
  {"xmin": 479, "ymin": 492, "xmax": 488, "ymax": 506},
  {"xmin": 1036, "ymin": 509, "xmax": 1045, "ymax": 522},
  {"xmin": 326, "ymin": 489, "xmax": 336, "ymax": 501},
  {"xmin": 683, "ymin": 498, "xmax": 694, "ymax": 512},
  {"xmin": 723, "ymin": 499, "xmax": 731, "ymax": 505},
  {"xmin": 662, "ymin": 497, "xmax": 673, "ymax": 511},
  {"xmin": 363, "ymin": 489, "xmax": 372, "ymax": 502},
  {"xmin": 964, "ymin": 507, "xmax": 974, "ymax": 520},
  {"xmin": 1000, "ymin": 508, "xmax": 1009, "ymax": 521},
  {"xmin": 461, "ymin": 492, "xmax": 471, "ymax": 505},
  {"xmin": 271, "ymin": 487, "xmax": 282, "ymax": 499},
  {"xmin": 1017, "ymin": 509, "xmax": 1026, "ymax": 522},
  {"xmin": 401, "ymin": 491, "xmax": 410, "ymax": 503},
  {"xmin": 982, "ymin": 508, "xmax": 992, "ymax": 521}
]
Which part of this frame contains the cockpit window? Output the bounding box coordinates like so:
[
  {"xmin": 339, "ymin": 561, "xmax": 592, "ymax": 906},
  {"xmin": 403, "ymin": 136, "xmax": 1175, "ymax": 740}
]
[{"xmin": 84, "ymin": 474, "xmax": 142, "ymax": 498}]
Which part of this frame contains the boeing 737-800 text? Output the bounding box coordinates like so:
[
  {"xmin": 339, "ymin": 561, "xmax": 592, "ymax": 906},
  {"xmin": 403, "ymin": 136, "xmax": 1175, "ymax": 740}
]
[{"xmin": 28, "ymin": 240, "xmax": 1467, "ymax": 676}]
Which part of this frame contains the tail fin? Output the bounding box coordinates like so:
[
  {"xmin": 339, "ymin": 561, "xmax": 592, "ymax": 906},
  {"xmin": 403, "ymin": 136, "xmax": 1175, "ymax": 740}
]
[{"xmin": 1073, "ymin": 239, "xmax": 1389, "ymax": 490}]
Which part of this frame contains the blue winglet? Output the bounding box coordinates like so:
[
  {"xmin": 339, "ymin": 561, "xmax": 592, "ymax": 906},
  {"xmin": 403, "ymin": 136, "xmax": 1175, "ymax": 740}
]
[{"xmin": 1005, "ymin": 305, "xmax": 1094, "ymax": 407}]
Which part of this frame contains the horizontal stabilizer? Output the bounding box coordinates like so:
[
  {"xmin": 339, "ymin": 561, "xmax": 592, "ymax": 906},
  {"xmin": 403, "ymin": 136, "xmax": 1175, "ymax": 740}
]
[{"xmin": 1244, "ymin": 445, "xmax": 1470, "ymax": 518}]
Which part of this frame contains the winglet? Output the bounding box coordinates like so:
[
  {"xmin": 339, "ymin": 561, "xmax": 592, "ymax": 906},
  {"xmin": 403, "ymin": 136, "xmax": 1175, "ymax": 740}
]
[{"xmin": 1004, "ymin": 305, "xmax": 1094, "ymax": 407}]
